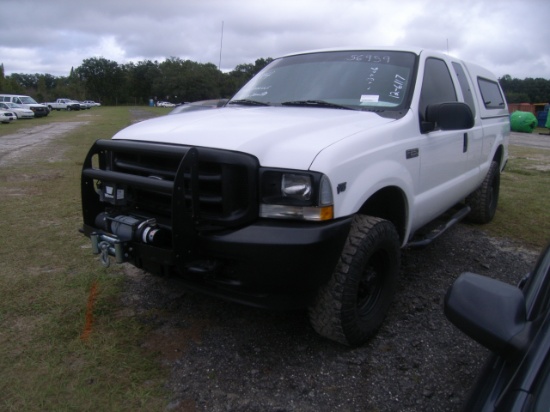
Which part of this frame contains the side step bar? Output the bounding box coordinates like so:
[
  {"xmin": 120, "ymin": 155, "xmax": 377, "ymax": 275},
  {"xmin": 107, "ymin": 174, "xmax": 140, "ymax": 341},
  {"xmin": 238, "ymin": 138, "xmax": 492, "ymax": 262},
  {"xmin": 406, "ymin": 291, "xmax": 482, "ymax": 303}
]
[{"xmin": 407, "ymin": 205, "xmax": 471, "ymax": 248}]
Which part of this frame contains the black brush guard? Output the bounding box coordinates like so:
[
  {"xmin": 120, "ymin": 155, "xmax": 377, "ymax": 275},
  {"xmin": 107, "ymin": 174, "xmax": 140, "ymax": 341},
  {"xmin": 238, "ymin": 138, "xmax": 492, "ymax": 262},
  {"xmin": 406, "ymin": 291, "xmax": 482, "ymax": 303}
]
[{"xmin": 81, "ymin": 139, "xmax": 259, "ymax": 272}]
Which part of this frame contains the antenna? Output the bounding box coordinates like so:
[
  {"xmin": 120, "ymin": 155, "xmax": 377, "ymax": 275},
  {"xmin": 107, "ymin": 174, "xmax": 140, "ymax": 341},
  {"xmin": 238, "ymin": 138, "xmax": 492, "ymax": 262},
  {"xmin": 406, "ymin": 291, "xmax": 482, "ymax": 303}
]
[{"xmin": 219, "ymin": 21, "xmax": 224, "ymax": 70}]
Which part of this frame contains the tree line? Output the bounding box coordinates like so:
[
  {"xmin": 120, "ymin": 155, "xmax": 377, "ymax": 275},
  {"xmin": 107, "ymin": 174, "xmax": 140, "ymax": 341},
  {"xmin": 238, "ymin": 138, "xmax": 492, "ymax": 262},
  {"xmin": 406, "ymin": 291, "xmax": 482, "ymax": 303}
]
[
  {"xmin": 498, "ymin": 75, "xmax": 550, "ymax": 104},
  {"xmin": 0, "ymin": 57, "xmax": 548, "ymax": 105},
  {"xmin": 0, "ymin": 57, "xmax": 273, "ymax": 105}
]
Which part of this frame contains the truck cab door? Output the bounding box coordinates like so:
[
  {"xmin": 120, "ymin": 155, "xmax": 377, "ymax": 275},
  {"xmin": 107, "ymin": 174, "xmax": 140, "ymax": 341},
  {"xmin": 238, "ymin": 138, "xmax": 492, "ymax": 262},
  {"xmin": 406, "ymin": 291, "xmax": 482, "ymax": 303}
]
[
  {"xmin": 415, "ymin": 57, "xmax": 472, "ymax": 221},
  {"xmin": 451, "ymin": 61, "xmax": 484, "ymax": 173}
]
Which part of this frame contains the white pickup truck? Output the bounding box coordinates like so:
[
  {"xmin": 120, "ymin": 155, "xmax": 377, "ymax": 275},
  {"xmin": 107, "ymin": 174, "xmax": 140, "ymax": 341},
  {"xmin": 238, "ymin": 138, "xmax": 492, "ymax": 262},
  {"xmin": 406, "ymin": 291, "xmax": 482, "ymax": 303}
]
[
  {"xmin": 45, "ymin": 98, "xmax": 81, "ymax": 111},
  {"xmin": 81, "ymin": 47, "xmax": 509, "ymax": 346}
]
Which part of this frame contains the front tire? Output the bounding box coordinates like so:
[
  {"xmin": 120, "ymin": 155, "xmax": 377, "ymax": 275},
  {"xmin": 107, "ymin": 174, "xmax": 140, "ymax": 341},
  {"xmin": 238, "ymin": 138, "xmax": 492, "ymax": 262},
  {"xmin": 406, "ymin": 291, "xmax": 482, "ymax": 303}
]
[
  {"xmin": 466, "ymin": 160, "xmax": 500, "ymax": 224},
  {"xmin": 308, "ymin": 215, "xmax": 401, "ymax": 346}
]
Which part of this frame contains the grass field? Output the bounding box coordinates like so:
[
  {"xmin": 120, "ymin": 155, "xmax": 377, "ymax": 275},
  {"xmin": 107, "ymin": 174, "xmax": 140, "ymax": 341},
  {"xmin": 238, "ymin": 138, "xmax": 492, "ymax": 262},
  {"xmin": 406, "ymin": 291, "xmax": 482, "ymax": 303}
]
[
  {"xmin": 0, "ymin": 107, "xmax": 170, "ymax": 411},
  {"xmin": 0, "ymin": 108, "xmax": 548, "ymax": 410},
  {"xmin": 484, "ymin": 138, "xmax": 550, "ymax": 249}
]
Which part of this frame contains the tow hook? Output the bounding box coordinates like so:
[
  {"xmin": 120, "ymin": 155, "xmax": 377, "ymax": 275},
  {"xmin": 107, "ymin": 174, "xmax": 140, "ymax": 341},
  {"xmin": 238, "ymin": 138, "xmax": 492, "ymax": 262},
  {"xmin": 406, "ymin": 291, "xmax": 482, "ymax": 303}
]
[{"xmin": 91, "ymin": 233, "xmax": 125, "ymax": 267}]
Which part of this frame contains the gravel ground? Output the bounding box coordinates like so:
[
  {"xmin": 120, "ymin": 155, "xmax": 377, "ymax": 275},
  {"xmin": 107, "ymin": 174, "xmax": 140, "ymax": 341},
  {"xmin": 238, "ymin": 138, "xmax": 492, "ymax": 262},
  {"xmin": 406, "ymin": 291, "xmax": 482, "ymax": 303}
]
[{"xmin": 120, "ymin": 224, "xmax": 538, "ymax": 412}]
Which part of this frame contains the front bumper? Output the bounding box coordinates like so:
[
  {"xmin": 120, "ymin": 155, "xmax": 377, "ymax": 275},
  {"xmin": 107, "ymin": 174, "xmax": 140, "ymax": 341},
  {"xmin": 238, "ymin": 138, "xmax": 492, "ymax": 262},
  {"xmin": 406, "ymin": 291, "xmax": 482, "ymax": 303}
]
[
  {"xmin": 31, "ymin": 108, "xmax": 49, "ymax": 117},
  {"xmin": 82, "ymin": 217, "xmax": 351, "ymax": 309}
]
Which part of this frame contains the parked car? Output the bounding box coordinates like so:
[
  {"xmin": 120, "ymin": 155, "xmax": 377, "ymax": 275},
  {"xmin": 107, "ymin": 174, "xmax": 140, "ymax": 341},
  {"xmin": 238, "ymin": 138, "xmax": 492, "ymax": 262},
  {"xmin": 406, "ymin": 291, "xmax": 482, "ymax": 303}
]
[
  {"xmin": 156, "ymin": 101, "xmax": 176, "ymax": 108},
  {"xmin": 83, "ymin": 100, "xmax": 101, "ymax": 107},
  {"xmin": 0, "ymin": 102, "xmax": 34, "ymax": 119},
  {"xmin": 69, "ymin": 100, "xmax": 82, "ymax": 110},
  {"xmin": 0, "ymin": 109, "xmax": 17, "ymax": 123},
  {"xmin": 79, "ymin": 101, "xmax": 91, "ymax": 110},
  {"xmin": 445, "ymin": 241, "xmax": 550, "ymax": 411},
  {"xmin": 169, "ymin": 99, "xmax": 228, "ymax": 115}
]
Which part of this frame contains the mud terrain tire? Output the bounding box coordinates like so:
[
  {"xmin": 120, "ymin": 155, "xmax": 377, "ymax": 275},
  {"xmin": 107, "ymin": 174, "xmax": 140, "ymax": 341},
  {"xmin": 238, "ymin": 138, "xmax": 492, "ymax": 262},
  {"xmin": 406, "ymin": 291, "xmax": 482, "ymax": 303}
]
[
  {"xmin": 467, "ymin": 160, "xmax": 500, "ymax": 224},
  {"xmin": 308, "ymin": 215, "xmax": 401, "ymax": 346}
]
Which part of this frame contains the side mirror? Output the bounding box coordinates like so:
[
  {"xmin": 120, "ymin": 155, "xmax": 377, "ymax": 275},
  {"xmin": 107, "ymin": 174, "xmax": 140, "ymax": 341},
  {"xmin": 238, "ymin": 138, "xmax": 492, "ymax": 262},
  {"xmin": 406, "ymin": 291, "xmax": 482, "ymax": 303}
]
[
  {"xmin": 444, "ymin": 272, "xmax": 529, "ymax": 359},
  {"xmin": 422, "ymin": 102, "xmax": 474, "ymax": 133}
]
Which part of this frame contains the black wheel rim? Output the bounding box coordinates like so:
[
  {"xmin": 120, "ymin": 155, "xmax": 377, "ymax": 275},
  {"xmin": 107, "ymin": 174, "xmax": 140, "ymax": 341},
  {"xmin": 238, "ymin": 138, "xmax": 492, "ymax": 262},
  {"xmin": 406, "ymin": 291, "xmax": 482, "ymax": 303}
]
[{"xmin": 357, "ymin": 250, "xmax": 388, "ymax": 318}]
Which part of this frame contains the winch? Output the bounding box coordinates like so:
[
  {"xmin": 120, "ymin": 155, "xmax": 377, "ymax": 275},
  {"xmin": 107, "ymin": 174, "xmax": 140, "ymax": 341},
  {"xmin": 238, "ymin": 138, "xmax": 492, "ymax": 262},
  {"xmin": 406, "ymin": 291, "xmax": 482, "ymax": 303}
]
[{"xmin": 91, "ymin": 213, "xmax": 171, "ymax": 267}]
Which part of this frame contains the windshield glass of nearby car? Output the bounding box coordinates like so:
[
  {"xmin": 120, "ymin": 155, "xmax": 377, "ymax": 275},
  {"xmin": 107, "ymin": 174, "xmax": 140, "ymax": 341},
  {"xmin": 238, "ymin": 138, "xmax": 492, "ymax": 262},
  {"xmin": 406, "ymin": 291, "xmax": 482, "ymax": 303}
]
[
  {"xmin": 231, "ymin": 50, "xmax": 417, "ymax": 111},
  {"xmin": 17, "ymin": 96, "xmax": 39, "ymax": 104}
]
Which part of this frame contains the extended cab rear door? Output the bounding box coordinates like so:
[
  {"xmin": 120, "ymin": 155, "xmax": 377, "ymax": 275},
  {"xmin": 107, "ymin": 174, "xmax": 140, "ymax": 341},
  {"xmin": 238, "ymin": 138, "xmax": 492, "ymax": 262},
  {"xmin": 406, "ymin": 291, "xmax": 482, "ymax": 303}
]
[
  {"xmin": 415, "ymin": 56, "xmax": 474, "ymax": 222},
  {"xmin": 450, "ymin": 61, "xmax": 484, "ymax": 173}
]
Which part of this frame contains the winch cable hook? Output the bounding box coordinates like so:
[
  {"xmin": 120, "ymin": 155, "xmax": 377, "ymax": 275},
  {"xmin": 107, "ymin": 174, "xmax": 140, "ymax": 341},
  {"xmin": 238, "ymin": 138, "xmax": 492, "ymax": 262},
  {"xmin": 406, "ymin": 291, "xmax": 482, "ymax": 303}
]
[{"xmin": 99, "ymin": 241, "xmax": 111, "ymax": 267}]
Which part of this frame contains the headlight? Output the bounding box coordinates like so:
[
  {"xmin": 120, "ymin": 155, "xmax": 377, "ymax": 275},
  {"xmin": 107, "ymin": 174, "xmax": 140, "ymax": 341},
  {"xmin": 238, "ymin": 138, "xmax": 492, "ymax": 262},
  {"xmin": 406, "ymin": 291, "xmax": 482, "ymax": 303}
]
[
  {"xmin": 260, "ymin": 170, "xmax": 334, "ymax": 221},
  {"xmin": 282, "ymin": 174, "xmax": 312, "ymax": 200}
]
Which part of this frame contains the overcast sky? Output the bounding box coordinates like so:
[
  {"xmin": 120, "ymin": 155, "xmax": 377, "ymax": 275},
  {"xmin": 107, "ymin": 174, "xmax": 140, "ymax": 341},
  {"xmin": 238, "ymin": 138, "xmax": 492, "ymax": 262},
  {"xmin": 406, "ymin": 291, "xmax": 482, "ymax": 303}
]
[{"xmin": 1, "ymin": 0, "xmax": 549, "ymax": 80}]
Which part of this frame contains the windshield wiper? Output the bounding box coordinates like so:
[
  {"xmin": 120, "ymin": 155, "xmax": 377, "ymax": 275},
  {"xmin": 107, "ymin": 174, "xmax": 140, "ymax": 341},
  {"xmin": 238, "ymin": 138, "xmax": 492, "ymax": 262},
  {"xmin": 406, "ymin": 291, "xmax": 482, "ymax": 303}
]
[
  {"xmin": 280, "ymin": 100, "xmax": 354, "ymax": 110},
  {"xmin": 228, "ymin": 99, "xmax": 270, "ymax": 106}
]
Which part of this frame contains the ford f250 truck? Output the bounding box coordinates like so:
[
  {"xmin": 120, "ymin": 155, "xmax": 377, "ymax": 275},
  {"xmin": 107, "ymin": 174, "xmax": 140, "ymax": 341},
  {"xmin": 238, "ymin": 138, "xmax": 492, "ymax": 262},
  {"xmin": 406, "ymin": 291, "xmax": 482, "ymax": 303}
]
[{"xmin": 81, "ymin": 48, "xmax": 509, "ymax": 346}]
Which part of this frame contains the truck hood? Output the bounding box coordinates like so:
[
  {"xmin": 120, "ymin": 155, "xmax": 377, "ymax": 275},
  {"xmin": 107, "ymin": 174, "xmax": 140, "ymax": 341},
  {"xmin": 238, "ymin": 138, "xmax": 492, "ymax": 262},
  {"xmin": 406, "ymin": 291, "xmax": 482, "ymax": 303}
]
[{"xmin": 113, "ymin": 106, "xmax": 395, "ymax": 169}]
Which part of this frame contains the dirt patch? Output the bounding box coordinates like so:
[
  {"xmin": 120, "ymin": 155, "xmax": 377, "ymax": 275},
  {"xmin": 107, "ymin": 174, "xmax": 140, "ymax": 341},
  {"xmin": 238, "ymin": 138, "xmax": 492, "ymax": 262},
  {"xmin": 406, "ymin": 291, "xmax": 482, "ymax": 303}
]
[
  {"xmin": 509, "ymin": 131, "xmax": 550, "ymax": 150},
  {"xmin": 0, "ymin": 122, "xmax": 88, "ymax": 167}
]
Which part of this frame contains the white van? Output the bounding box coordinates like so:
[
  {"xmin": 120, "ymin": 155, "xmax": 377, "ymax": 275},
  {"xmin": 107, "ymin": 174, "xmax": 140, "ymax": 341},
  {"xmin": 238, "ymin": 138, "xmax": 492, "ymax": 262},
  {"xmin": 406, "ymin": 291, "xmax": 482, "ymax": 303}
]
[{"xmin": 0, "ymin": 94, "xmax": 49, "ymax": 117}]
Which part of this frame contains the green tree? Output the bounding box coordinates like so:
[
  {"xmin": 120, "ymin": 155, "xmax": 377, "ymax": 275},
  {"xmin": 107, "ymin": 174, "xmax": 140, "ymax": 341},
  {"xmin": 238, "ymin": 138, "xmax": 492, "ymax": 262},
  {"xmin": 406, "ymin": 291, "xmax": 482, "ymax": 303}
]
[
  {"xmin": 124, "ymin": 60, "xmax": 161, "ymax": 105},
  {"xmin": 2, "ymin": 75, "xmax": 24, "ymax": 94},
  {"xmin": 500, "ymin": 75, "xmax": 550, "ymax": 103},
  {"xmin": 222, "ymin": 57, "xmax": 274, "ymax": 97},
  {"xmin": 153, "ymin": 58, "xmax": 223, "ymax": 103},
  {"xmin": 76, "ymin": 57, "xmax": 125, "ymax": 104},
  {"xmin": 67, "ymin": 67, "xmax": 84, "ymax": 99},
  {"xmin": 0, "ymin": 63, "xmax": 4, "ymax": 91}
]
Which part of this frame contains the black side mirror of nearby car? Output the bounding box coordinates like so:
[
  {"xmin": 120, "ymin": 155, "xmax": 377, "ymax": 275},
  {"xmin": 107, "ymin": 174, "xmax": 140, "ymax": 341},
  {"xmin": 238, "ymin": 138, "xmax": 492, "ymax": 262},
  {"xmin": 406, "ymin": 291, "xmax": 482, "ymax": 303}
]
[
  {"xmin": 444, "ymin": 272, "xmax": 532, "ymax": 359},
  {"xmin": 422, "ymin": 102, "xmax": 475, "ymax": 133}
]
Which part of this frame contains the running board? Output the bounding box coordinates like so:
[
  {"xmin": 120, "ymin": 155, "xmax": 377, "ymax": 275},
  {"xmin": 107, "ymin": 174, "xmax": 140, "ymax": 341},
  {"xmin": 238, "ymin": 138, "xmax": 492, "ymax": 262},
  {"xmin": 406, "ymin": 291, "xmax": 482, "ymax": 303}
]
[{"xmin": 407, "ymin": 205, "xmax": 471, "ymax": 248}]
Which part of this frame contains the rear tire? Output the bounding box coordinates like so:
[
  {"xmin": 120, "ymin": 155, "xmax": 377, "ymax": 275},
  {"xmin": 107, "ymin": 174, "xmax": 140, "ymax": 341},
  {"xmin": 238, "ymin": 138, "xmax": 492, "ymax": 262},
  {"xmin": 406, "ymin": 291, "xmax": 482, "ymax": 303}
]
[
  {"xmin": 466, "ymin": 160, "xmax": 500, "ymax": 224},
  {"xmin": 308, "ymin": 215, "xmax": 400, "ymax": 346}
]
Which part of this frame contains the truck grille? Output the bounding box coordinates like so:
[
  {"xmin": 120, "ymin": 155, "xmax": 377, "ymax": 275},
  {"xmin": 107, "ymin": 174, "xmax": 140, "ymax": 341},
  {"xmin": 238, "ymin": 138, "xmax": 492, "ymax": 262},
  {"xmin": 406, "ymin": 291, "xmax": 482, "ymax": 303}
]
[
  {"xmin": 32, "ymin": 106, "xmax": 48, "ymax": 113},
  {"xmin": 82, "ymin": 139, "xmax": 259, "ymax": 231}
]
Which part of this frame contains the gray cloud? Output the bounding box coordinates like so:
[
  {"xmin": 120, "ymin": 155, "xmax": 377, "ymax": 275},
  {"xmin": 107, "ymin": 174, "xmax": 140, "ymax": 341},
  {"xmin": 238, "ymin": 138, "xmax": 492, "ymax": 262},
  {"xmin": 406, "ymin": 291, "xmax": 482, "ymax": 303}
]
[{"xmin": 1, "ymin": 0, "xmax": 549, "ymax": 79}]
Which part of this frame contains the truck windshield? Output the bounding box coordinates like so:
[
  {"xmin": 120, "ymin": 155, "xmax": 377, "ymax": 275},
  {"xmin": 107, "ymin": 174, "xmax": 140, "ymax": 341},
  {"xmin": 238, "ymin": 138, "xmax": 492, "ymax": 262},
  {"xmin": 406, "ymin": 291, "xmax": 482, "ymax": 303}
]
[
  {"xmin": 20, "ymin": 96, "xmax": 38, "ymax": 104},
  {"xmin": 231, "ymin": 51, "xmax": 417, "ymax": 111}
]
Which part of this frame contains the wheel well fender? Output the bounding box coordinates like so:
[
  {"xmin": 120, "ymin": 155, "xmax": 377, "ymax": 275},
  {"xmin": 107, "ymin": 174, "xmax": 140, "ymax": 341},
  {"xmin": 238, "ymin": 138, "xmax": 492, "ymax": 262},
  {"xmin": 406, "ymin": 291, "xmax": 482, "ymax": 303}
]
[
  {"xmin": 358, "ymin": 186, "xmax": 408, "ymax": 243},
  {"xmin": 493, "ymin": 144, "xmax": 505, "ymax": 168}
]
